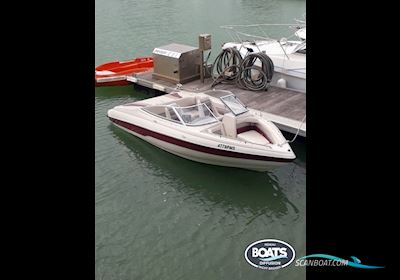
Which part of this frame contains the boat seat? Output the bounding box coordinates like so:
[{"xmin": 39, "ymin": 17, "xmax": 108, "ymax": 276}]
[
  {"xmin": 237, "ymin": 130, "xmax": 270, "ymax": 145},
  {"xmin": 207, "ymin": 100, "xmax": 222, "ymax": 117},
  {"xmin": 196, "ymin": 98, "xmax": 221, "ymax": 117},
  {"xmin": 181, "ymin": 114, "xmax": 192, "ymax": 123},
  {"xmin": 207, "ymin": 123, "xmax": 225, "ymax": 135},
  {"xmin": 222, "ymin": 113, "xmax": 237, "ymax": 138},
  {"xmin": 164, "ymin": 103, "xmax": 177, "ymax": 120},
  {"xmin": 165, "ymin": 107, "xmax": 171, "ymax": 119}
]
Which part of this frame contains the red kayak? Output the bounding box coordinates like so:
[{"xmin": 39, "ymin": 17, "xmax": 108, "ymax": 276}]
[{"xmin": 95, "ymin": 57, "xmax": 153, "ymax": 86}]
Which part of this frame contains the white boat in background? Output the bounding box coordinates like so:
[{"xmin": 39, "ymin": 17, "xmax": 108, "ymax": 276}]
[
  {"xmin": 294, "ymin": 15, "xmax": 306, "ymax": 41},
  {"xmin": 295, "ymin": 27, "xmax": 306, "ymax": 40},
  {"xmin": 221, "ymin": 18, "xmax": 306, "ymax": 92},
  {"xmin": 108, "ymin": 90, "xmax": 295, "ymax": 171}
]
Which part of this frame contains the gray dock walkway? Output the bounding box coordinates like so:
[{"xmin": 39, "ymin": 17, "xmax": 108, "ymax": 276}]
[{"xmin": 127, "ymin": 71, "xmax": 306, "ymax": 137}]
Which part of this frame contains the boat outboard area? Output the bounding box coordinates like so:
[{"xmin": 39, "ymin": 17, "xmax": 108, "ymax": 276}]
[{"xmin": 108, "ymin": 90, "xmax": 295, "ymax": 171}]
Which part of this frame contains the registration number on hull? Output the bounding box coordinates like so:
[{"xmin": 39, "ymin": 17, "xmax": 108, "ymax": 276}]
[{"xmin": 217, "ymin": 144, "xmax": 235, "ymax": 150}]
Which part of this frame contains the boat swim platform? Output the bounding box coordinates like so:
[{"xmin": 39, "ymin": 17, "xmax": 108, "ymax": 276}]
[{"xmin": 127, "ymin": 71, "xmax": 306, "ymax": 137}]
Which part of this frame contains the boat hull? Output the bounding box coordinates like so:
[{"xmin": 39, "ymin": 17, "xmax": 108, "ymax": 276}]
[
  {"xmin": 110, "ymin": 117, "xmax": 294, "ymax": 172},
  {"xmin": 270, "ymin": 70, "xmax": 306, "ymax": 93},
  {"xmin": 95, "ymin": 57, "xmax": 153, "ymax": 87},
  {"xmin": 94, "ymin": 76, "xmax": 131, "ymax": 87}
]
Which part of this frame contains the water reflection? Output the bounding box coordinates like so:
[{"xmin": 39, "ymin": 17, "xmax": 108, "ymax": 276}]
[
  {"xmin": 95, "ymin": 85, "xmax": 163, "ymax": 101},
  {"xmin": 109, "ymin": 124, "xmax": 301, "ymax": 220},
  {"xmin": 284, "ymin": 132, "xmax": 306, "ymax": 168}
]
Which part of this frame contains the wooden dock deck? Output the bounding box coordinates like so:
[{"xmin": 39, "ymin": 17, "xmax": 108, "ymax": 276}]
[{"xmin": 127, "ymin": 71, "xmax": 306, "ymax": 137}]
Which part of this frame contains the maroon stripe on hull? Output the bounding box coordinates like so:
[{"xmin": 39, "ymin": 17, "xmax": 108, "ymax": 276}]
[{"xmin": 109, "ymin": 117, "xmax": 294, "ymax": 163}]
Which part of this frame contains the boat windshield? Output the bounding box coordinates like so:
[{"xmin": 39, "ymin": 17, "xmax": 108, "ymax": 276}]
[
  {"xmin": 142, "ymin": 103, "xmax": 218, "ymax": 126},
  {"xmin": 174, "ymin": 103, "xmax": 218, "ymax": 126},
  {"xmin": 220, "ymin": 94, "xmax": 248, "ymax": 116}
]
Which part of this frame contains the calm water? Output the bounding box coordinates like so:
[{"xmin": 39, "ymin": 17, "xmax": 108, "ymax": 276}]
[{"xmin": 95, "ymin": 0, "xmax": 306, "ymax": 279}]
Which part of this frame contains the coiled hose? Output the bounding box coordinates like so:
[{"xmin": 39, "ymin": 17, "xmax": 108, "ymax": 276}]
[
  {"xmin": 237, "ymin": 52, "xmax": 274, "ymax": 91},
  {"xmin": 211, "ymin": 48, "xmax": 243, "ymax": 86},
  {"xmin": 211, "ymin": 48, "xmax": 274, "ymax": 91}
]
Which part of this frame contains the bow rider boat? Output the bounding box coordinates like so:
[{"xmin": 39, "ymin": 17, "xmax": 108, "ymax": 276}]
[{"xmin": 108, "ymin": 90, "xmax": 295, "ymax": 171}]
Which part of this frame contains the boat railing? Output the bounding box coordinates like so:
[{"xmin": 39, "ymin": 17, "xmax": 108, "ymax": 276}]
[
  {"xmin": 221, "ymin": 22, "xmax": 305, "ymax": 41},
  {"xmin": 220, "ymin": 22, "xmax": 306, "ymax": 58}
]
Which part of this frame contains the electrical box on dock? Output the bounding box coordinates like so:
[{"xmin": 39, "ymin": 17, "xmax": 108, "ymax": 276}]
[
  {"xmin": 199, "ymin": 34, "xmax": 211, "ymax": 51},
  {"xmin": 152, "ymin": 43, "xmax": 201, "ymax": 84}
]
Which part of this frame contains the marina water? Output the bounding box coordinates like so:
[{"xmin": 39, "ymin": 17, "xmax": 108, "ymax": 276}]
[{"xmin": 95, "ymin": 0, "xmax": 306, "ymax": 279}]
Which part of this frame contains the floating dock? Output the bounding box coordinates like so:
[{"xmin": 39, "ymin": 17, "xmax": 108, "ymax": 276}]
[{"xmin": 127, "ymin": 71, "xmax": 306, "ymax": 137}]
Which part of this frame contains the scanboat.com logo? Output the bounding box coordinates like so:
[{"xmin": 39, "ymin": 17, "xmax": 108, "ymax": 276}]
[
  {"xmin": 297, "ymin": 254, "xmax": 384, "ymax": 269},
  {"xmin": 244, "ymin": 239, "xmax": 295, "ymax": 270}
]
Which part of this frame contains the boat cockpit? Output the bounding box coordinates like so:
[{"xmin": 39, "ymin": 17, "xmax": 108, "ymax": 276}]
[
  {"xmin": 142, "ymin": 96, "xmax": 221, "ymax": 126},
  {"xmin": 141, "ymin": 91, "xmax": 284, "ymax": 146}
]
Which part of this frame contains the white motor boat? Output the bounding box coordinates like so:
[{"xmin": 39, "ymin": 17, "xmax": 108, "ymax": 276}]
[
  {"xmin": 293, "ymin": 15, "xmax": 306, "ymax": 41},
  {"xmin": 108, "ymin": 90, "xmax": 295, "ymax": 171},
  {"xmin": 221, "ymin": 21, "xmax": 306, "ymax": 92},
  {"xmin": 295, "ymin": 27, "xmax": 306, "ymax": 41}
]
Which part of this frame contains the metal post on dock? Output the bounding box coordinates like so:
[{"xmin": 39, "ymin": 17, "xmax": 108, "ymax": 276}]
[
  {"xmin": 200, "ymin": 51, "xmax": 204, "ymax": 83},
  {"xmin": 199, "ymin": 34, "xmax": 211, "ymax": 83}
]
